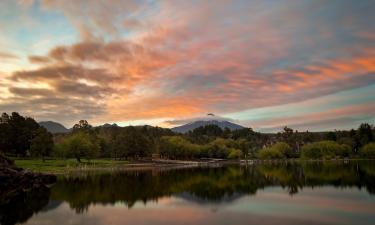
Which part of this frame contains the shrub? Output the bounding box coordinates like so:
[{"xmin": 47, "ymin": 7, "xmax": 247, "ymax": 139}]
[
  {"xmin": 301, "ymin": 141, "xmax": 351, "ymax": 159},
  {"xmin": 160, "ymin": 136, "xmax": 201, "ymax": 159},
  {"xmin": 360, "ymin": 142, "xmax": 375, "ymax": 158},
  {"xmin": 228, "ymin": 149, "xmax": 243, "ymax": 159},
  {"xmin": 257, "ymin": 142, "xmax": 291, "ymax": 159}
]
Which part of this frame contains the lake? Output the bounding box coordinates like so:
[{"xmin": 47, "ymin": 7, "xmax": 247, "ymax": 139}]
[{"xmin": 2, "ymin": 161, "xmax": 375, "ymax": 225}]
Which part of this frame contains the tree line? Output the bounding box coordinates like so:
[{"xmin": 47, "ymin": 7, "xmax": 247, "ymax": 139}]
[{"xmin": 1, "ymin": 112, "xmax": 375, "ymax": 161}]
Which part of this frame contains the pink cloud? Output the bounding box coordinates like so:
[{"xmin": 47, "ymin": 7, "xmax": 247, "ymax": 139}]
[{"xmin": 1, "ymin": 0, "xmax": 374, "ymax": 128}]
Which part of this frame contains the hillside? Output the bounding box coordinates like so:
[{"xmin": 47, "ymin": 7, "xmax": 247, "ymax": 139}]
[{"xmin": 39, "ymin": 121, "xmax": 70, "ymax": 134}]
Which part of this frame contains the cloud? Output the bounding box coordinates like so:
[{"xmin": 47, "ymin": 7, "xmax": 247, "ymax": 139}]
[
  {"xmin": 28, "ymin": 55, "xmax": 51, "ymax": 64},
  {"xmin": 12, "ymin": 64, "xmax": 119, "ymax": 84},
  {"xmin": 8, "ymin": 87, "xmax": 53, "ymax": 96},
  {"xmin": 0, "ymin": 51, "xmax": 18, "ymax": 60},
  {"xmin": 39, "ymin": 0, "xmax": 148, "ymax": 40},
  {"xmin": 0, "ymin": 0, "xmax": 374, "ymax": 129}
]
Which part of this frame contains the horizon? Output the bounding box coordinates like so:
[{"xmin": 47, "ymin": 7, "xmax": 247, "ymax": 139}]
[
  {"xmin": 35, "ymin": 116, "xmax": 370, "ymax": 133},
  {"xmin": 0, "ymin": 0, "xmax": 374, "ymax": 132}
]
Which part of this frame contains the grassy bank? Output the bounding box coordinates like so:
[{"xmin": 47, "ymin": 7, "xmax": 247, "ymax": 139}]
[{"xmin": 14, "ymin": 159, "xmax": 129, "ymax": 173}]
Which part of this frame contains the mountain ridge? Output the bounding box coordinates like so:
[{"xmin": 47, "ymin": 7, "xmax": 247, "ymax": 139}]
[
  {"xmin": 39, "ymin": 121, "xmax": 70, "ymax": 134},
  {"xmin": 171, "ymin": 120, "xmax": 245, "ymax": 133}
]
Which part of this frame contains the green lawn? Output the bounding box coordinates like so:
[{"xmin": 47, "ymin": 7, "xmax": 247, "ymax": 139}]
[{"xmin": 14, "ymin": 158, "xmax": 129, "ymax": 174}]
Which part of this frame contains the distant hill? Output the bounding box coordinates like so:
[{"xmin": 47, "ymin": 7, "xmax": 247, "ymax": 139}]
[
  {"xmin": 171, "ymin": 120, "xmax": 245, "ymax": 133},
  {"xmin": 99, "ymin": 123, "xmax": 119, "ymax": 128},
  {"xmin": 39, "ymin": 121, "xmax": 70, "ymax": 134}
]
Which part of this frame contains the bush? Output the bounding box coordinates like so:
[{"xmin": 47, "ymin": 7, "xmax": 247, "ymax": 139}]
[
  {"xmin": 160, "ymin": 136, "xmax": 201, "ymax": 159},
  {"xmin": 301, "ymin": 141, "xmax": 351, "ymax": 159},
  {"xmin": 228, "ymin": 149, "xmax": 243, "ymax": 159},
  {"xmin": 160, "ymin": 137, "xmax": 244, "ymax": 160},
  {"xmin": 360, "ymin": 142, "xmax": 375, "ymax": 158},
  {"xmin": 257, "ymin": 142, "xmax": 291, "ymax": 159}
]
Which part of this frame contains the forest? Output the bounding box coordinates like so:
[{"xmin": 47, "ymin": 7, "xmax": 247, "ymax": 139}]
[{"xmin": 1, "ymin": 112, "xmax": 375, "ymax": 162}]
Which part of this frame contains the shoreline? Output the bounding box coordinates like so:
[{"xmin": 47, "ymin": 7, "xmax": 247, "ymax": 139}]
[{"xmin": 14, "ymin": 158, "xmax": 375, "ymax": 175}]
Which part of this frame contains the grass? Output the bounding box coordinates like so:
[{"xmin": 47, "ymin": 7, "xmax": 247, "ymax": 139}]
[{"xmin": 14, "ymin": 158, "xmax": 129, "ymax": 174}]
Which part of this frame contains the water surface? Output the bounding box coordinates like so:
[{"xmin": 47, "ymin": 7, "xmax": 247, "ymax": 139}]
[{"xmin": 2, "ymin": 161, "xmax": 375, "ymax": 225}]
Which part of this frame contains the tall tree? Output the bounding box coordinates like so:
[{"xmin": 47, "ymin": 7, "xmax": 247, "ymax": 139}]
[
  {"xmin": 0, "ymin": 112, "xmax": 40, "ymax": 156},
  {"xmin": 357, "ymin": 123, "xmax": 374, "ymax": 148},
  {"xmin": 30, "ymin": 127, "xmax": 54, "ymax": 161}
]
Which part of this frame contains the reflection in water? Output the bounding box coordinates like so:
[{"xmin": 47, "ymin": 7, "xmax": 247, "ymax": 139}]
[
  {"xmin": 0, "ymin": 187, "xmax": 50, "ymax": 225},
  {"xmin": 3, "ymin": 161, "xmax": 375, "ymax": 225}
]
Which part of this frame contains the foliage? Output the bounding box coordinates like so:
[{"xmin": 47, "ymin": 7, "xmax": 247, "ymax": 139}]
[
  {"xmin": 205, "ymin": 138, "xmax": 235, "ymax": 158},
  {"xmin": 160, "ymin": 136, "xmax": 201, "ymax": 159},
  {"xmin": 0, "ymin": 112, "xmax": 50, "ymax": 156},
  {"xmin": 159, "ymin": 136, "xmax": 245, "ymax": 160},
  {"xmin": 257, "ymin": 142, "xmax": 292, "ymax": 159},
  {"xmin": 228, "ymin": 149, "xmax": 243, "ymax": 159},
  {"xmin": 56, "ymin": 132, "xmax": 99, "ymax": 162},
  {"xmin": 2, "ymin": 112, "xmax": 375, "ymax": 162},
  {"xmin": 111, "ymin": 127, "xmax": 152, "ymax": 159},
  {"xmin": 360, "ymin": 142, "xmax": 375, "ymax": 159},
  {"xmin": 301, "ymin": 141, "xmax": 351, "ymax": 159},
  {"xmin": 30, "ymin": 127, "xmax": 54, "ymax": 161},
  {"xmin": 72, "ymin": 120, "xmax": 92, "ymax": 132},
  {"xmin": 357, "ymin": 123, "xmax": 374, "ymax": 147}
]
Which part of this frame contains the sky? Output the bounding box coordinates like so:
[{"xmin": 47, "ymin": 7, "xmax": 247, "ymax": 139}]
[{"xmin": 0, "ymin": 0, "xmax": 374, "ymax": 132}]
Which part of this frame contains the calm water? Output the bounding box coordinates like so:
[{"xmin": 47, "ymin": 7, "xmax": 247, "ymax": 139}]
[{"xmin": 2, "ymin": 161, "xmax": 375, "ymax": 225}]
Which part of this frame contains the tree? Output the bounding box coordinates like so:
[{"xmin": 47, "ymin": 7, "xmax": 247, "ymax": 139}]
[
  {"xmin": 160, "ymin": 136, "xmax": 201, "ymax": 159},
  {"xmin": 0, "ymin": 118, "xmax": 11, "ymax": 154},
  {"xmin": 30, "ymin": 127, "xmax": 54, "ymax": 161},
  {"xmin": 0, "ymin": 112, "xmax": 40, "ymax": 156},
  {"xmin": 73, "ymin": 120, "xmax": 92, "ymax": 132},
  {"xmin": 360, "ymin": 142, "xmax": 375, "ymax": 158},
  {"xmin": 257, "ymin": 142, "xmax": 292, "ymax": 159},
  {"xmin": 231, "ymin": 128, "xmax": 256, "ymax": 140},
  {"xmin": 357, "ymin": 123, "xmax": 374, "ymax": 147},
  {"xmin": 326, "ymin": 131, "xmax": 337, "ymax": 141},
  {"xmin": 64, "ymin": 132, "xmax": 99, "ymax": 162},
  {"xmin": 0, "ymin": 112, "xmax": 9, "ymax": 123},
  {"xmin": 236, "ymin": 138, "xmax": 252, "ymax": 158},
  {"xmin": 301, "ymin": 141, "xmax": 352, "ymax": 159},
  {"xmin": 228, "ymin": 148, "xmax": 242, "ymax": 159},
  {"xmin": 111, "ymin": 127, "xmax": 152, "ymax": 159}
]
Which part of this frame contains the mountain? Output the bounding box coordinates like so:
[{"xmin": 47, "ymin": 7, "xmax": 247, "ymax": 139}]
[
  {"xmin": 171, "ymin": 120, "xmax": 245, "ymax": 133},
  {"xmin": 39, "ymin": 121, "xmax": 70, "ymax": 134},
  {"xmin": 99, "ymin": 123, "xmax": 119, "ymax": 128}
]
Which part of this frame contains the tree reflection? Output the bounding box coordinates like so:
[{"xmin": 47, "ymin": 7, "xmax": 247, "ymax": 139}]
[
  {"xmin": 50, "ymin": 161, "xmax": 375, "ymax": 213},
  {"xmin": 1, "ymin": 161, "xmax": 375, "ymax": 225},
  {"xmin": 0, "ymin": 187, "xmax": 51, "ymax": 225}
]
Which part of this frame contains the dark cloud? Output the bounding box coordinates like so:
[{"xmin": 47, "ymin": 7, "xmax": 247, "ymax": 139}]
[
  {"xmin": 0, "ymin": 95, "xmax": 106, "ymax": 127},
  {"xmin": 12, "ymin": 64, "xmax": 119, "ymax": 83},
  {"xmin": 48, "ymin": 41, "xmax": 135, "ymax": 62},
  {"xmin": 48, "ymin": 46, "xmax": 68, "ymax": 61},
  {"xmin": 55, "ymin": 81, "xmax": 113, "ymax": 97},
  {"xmin": 5, "ymin": 60, "xmax": 120, "ymax": 126},
  {"xmin": 8, "ymin": 87, "xmax": 53, "ymax": 96},
  {"xmin": 28, "ymin": 55, "xmax": 51, "ymax": 64}
]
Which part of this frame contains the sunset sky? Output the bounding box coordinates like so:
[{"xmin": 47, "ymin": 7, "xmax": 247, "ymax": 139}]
[{"xmin": 0, "ymin": 0, "xmax": 374, "ymax": 132}]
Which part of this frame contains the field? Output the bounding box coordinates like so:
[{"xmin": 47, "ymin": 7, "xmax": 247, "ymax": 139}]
[{"xmin": 14, "ymin": 159, "xmax": 129, "ymax": 173}]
